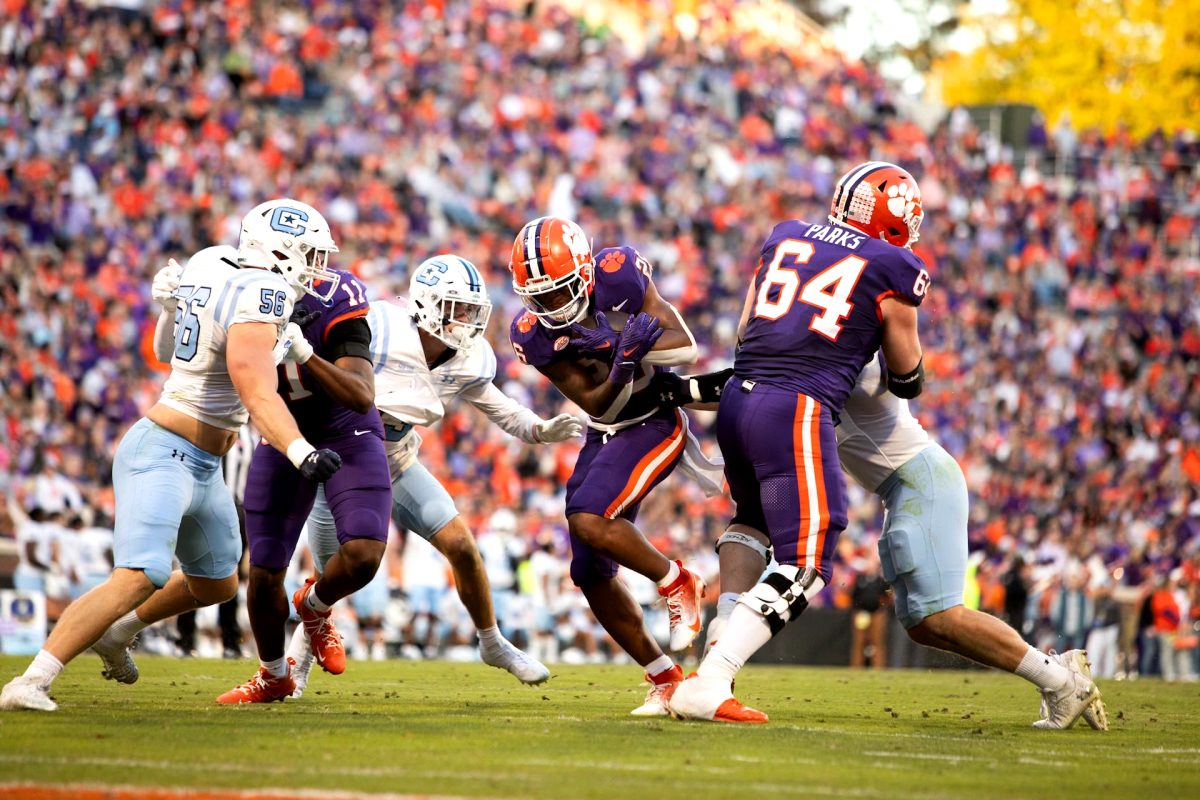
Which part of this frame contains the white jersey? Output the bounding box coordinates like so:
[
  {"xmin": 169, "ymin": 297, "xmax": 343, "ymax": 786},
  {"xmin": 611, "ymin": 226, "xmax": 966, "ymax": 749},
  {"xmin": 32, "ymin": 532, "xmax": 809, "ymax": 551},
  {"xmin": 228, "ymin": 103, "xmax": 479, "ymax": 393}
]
[
  {"xmin": 158, "ymin": 245, "xmax": 294, "ymax": 430},
  {"xmin": 367, "ymin": 298, "xmax": 541, "ymax": 472},
  {"xmin": 836, "ymin": 355, "xmax": 933, "ymax": 492}
]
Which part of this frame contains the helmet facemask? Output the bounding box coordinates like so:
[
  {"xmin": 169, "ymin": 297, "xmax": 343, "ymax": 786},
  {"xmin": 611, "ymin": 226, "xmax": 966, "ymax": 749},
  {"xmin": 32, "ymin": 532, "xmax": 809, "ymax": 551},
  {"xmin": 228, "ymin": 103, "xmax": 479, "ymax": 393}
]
[
  {"xmin": 409, "ymin": 255, "xmax": 492, "ymax": 350},
  {"xmin": 514, "ymin": 268, "xmax": 592, "ymax": 330}
]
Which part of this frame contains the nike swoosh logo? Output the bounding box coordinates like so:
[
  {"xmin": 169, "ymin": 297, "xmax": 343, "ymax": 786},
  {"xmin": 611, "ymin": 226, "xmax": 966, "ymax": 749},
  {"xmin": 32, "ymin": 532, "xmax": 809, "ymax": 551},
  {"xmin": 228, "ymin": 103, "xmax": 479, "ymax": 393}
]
[
  {"xmin": 597, "ymin": 342, "xmax": 611, "ymax": 349},
  {"xmin": 612, "ymin": 299, "xmax": 629, "ymax": 311},
  {"xmin": 623, "ymin": 348, "xmax": 637, "ymax": 357},
  {"xmin": 354, "ymin": 429, "xmax": 371, "ymax": 436}
]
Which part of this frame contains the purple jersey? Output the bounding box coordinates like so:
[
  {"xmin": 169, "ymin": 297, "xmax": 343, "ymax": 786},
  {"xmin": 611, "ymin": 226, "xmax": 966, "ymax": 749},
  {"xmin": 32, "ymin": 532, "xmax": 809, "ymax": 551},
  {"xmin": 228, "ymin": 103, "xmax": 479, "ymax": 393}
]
[
  {"xmin": 735, "ymin": 219, "xmax": 929, "ymax": 410},
  {"xmin": 509, "ymin": 245, "xmax": 665, "ymax": 425},
  {"xmin": 279, "ymin": 269, "xmax": 383, "ymax": 441}
]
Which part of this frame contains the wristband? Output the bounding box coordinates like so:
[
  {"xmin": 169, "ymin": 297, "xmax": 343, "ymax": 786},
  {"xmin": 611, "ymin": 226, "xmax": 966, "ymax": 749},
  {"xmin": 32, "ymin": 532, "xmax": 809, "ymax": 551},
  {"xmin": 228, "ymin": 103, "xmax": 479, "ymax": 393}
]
[
  {"xmin": 608, "ymin": 360, "xmax": 637, "ymax": 386},
  {"xmin": 286, "ymin": 438, "xmax": 316, "ymax": 469}
]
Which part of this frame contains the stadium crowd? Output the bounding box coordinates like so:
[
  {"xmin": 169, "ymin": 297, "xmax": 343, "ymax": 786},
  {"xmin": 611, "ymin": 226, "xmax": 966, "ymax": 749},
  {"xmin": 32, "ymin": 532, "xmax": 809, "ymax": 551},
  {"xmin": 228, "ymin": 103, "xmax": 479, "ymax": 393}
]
[{"xmin": 1, "ymin": 0, "xmax": 1198, "ymax": 678}]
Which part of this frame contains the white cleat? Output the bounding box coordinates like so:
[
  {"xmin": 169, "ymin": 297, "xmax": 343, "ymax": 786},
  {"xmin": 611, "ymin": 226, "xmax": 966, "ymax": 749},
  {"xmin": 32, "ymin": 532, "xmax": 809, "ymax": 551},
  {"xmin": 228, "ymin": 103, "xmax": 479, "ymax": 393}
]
[
  {"xmin": 1037, "ymin": 650, "xmax": 1108, "ymax": 731},
  {"xmin": 658, "ymin": 561, "xmax": 706, "ymax": 652},
  {"xmin": 1033, "ymin": 649, "xmax": 1103, "ymax": 730},
  {"xmin": 667, "ymin": 673, "xmax": 767, "ymax": 724},
  {"xmin": 630, "ymin": 667, "xmax": 682, "ymax": 716},
  {"xmin": 0, "ymin": 676, "xmax": 58, "ymax": 712},
  {"xmin": 286, "ymin": 625, "xmax": 316, "ymax": 699},
  {"xmin": 481, "ymin": 640, "xmax": 550, "ymax": 685},
  {"xmin": 92, "ymin": 632, "xmax": 139, "ymax": 685}
]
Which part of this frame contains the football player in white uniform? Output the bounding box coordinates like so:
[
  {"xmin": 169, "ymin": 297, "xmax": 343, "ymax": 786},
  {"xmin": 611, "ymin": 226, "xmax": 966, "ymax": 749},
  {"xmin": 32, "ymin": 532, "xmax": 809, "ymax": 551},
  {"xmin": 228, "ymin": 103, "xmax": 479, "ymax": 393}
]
[
  {"xmin": 1, "ymin": 199, "xmax": 344, "ymax": 711},
  {"xmin": 693, "ymin": 355, "xmax": 1107, "ymax": 730},
  {"xmin": 287, "ymin": 255, "xmax": 582, "ymax": 693}
]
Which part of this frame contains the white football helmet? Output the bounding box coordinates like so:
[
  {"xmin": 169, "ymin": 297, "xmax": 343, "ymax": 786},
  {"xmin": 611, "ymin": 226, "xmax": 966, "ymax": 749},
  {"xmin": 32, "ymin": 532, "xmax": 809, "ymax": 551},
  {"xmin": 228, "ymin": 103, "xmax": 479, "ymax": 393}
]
[
  {"xmin": 238, "ymin": 199, "xmax": 341, "ymax": 302},
  {"xmin": 409, "ymin": 254, "xmax": 492, "ymax": 351}
]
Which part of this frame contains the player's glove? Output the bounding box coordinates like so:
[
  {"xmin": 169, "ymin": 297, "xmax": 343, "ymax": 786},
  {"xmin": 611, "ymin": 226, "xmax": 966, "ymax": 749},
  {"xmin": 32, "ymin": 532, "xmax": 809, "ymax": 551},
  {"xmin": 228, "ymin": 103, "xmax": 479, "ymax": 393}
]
[
  {"xmin": 568, "ymin": 311, "xmax": 619, "ymax": 358},
  {"xmin": 289, "ymin": 305, "xmax": 324, "ymax": 331},
  {"xmin": 279, "ymin": 322, "xmax": 314, "ymax": 364},
  {"xmin": 152, "ymin": 259, "xmax": 183, "ymax": 312},
  {"xmin": 608, "ymin": 313, "xmax": 663, "ymax": 385},
  {"xmin": 299, "ymin": 448, "xmax": 342, "ymax": 482},
  {"xmin": 649, "ymin": 367, "xmax": 734, "ymax": 407},
  {"xmin": 534, "ymin": 413, "xmax": 584, "ymax": 443}
]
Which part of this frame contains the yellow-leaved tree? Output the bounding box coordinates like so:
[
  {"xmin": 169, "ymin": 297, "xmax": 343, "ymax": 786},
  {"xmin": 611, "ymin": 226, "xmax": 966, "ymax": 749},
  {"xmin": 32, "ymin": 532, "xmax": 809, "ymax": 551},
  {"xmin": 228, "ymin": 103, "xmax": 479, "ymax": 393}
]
[{"xmin": 935, "ymin": 0, "xmax": 1200, "ymax": 137}]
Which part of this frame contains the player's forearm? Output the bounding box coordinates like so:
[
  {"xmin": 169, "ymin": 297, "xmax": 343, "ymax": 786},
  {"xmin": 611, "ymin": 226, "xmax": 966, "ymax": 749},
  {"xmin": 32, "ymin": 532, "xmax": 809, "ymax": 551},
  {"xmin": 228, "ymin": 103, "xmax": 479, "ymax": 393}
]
[
  {"xmin": 469, "ymin": 384, "xmax": 542, "ymax": 443},
  {"xmin": 153, "ymin": 309, "xmax": 176, "ymax": 363},
  {"xmin": 643, "ymin": 304, "xmax": 697, "ymax": 366},
  {"xmin": 242, "ymin": 389, "xmax": 305, "ymax": 456},
  {"xmin": 302, "ymin": 355, "xmax": 375, "ymax": 415}
]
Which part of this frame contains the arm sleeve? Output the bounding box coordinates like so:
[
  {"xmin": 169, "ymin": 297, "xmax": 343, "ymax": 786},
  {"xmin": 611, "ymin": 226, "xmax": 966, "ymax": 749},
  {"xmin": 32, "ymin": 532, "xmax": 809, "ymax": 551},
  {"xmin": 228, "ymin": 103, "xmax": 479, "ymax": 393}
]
[
  {"xmin": 325, "ymin": 315, "xmax": 372, "ymax": 362},
  {"xmin": 153, "ymin": 309, "xmax": 176, "ymax": 363},
  {"xmin": 461, "ymin": 381, "xmax": 544, "ymax": 443}
]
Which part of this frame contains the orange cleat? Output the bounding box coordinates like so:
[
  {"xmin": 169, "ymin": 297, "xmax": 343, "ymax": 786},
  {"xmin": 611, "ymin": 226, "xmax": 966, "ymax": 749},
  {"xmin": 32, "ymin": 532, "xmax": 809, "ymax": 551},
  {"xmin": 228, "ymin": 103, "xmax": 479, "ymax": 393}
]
[
  {"xmin": 293, "ymin": 577, "xmax": 346, "ymax": 675},
  {"xmin": 711, "ymin": 697, "xmax": 769, "ymax": 724},
  {"xmin": 630, "ymin": 665, "xmax": 684, "ymax": 717},
  {"xmin": 658, "ymin": 561, "xmax": 706, "ymax": 651},
  {"xmin": 216, "ymin": 663, "xmax": 296, "ymax": 705},
  {"xmin": 668, "ymin": 673, "xmax": 769, "ymax": 724}
]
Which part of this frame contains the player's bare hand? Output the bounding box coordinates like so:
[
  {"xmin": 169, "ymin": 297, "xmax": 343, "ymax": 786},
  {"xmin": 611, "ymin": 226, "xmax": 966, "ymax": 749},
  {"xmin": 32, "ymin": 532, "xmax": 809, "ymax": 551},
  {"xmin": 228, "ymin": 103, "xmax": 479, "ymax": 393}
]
[
  {"xmin": 535, "ymin": 413, "xmax": 584, "ymax": 443},
  {"xmin": 152, "ymin": 258, "xmax": 184, "ymax": 311},
  {"xmin": 280, "ymin": 323, "xmax": 314, "ymax": 364},
  {"xmin": 568, "ymin": 311, "xmax": 618, "ymax": 357},
  {"xmin": 300, "ymin": 448, "xmax": 342, "ymax": 482}
]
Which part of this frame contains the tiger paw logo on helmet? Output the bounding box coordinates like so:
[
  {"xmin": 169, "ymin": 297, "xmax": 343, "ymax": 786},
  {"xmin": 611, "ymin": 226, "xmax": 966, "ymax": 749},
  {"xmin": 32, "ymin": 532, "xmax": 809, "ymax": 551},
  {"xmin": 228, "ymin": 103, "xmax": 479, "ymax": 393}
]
[
  {"xmin": 886, "ymin": 182, "xmax": 919, "ymax": 223},
  {"xmin": 599, "ymin": 251, "xmax": 626, "ymax": 273}
]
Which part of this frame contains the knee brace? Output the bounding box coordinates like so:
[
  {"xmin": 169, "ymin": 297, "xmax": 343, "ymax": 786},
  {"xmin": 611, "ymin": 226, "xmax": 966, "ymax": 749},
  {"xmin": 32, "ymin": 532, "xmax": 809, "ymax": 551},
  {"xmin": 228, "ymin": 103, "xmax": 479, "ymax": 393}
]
[
  {"xmin": 716, "ymin": 525, "xmax": 772, "ymax": 567},
  {"xmin": 737, "ymin": 564, "xmax": 826, "ymax": 636}
]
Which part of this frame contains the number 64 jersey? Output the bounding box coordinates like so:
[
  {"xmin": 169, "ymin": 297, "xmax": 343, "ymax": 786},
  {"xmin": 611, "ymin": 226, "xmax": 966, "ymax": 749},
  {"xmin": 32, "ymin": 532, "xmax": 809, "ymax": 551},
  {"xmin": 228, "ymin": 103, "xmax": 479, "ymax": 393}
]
[
  {"xmin": 158, "ymin": 245, "xmax": 295, "ymax": 431},
  {"xmin": 735, "ymin": 219, "xmax": 930, "ymax": 409}
]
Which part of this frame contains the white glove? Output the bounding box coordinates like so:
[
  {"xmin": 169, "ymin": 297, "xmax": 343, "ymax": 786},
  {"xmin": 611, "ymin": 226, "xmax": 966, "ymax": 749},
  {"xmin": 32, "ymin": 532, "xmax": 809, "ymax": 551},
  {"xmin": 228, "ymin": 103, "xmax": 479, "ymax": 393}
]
[
  {"xmin": 534, "ymin": 413, "xmax": 584, "ymax": 443},
  {"xmin": 152, "ymin": 258, "xmax": 184, "ymax": 311},
  {"xmin": 278, "ymin": 322, "xmax": 314, "ymax": 364}
]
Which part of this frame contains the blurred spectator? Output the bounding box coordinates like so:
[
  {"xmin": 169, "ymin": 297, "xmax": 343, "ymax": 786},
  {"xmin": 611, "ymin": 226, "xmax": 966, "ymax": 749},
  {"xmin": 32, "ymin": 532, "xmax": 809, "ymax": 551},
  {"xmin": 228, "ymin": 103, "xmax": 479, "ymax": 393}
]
[{"xmin": 849, "ymin": 555, "xmax": 888, "ymax": 669}]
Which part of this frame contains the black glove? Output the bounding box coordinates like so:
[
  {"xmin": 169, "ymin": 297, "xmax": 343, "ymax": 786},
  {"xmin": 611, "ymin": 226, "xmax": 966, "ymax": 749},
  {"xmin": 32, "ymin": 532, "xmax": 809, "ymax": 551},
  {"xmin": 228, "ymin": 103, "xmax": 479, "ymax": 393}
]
[
  {"xmin": 289, "ymin": 305, "xmax": 324, "ymax": 331},
  {"xmin": 648, "ymin": 367, "xmax": 734, "ymax": 408},
  {"xmin": 300, "ymin": 448, "xmax": 342, "ymax": 482}
]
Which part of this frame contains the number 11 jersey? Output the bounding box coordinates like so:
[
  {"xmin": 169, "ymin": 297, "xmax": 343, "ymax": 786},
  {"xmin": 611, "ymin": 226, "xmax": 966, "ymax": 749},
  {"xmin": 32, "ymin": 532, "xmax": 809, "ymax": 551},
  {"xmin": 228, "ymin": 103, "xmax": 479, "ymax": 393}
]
[{"xmin": 735, "ymin": 219, "xmax": 930, "ymax": 410}]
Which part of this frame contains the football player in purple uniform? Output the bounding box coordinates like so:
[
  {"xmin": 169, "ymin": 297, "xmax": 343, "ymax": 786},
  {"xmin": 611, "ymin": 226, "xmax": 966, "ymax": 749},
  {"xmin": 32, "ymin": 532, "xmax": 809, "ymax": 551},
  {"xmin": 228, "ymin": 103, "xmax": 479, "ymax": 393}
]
[
  {"xmin": 508, "ymin": 216, "xmax": 716, "ymax": 716},
  {"xmin": 675, "ymin": 162, "xmax": 1105, "ymax": 729},
  {"xmin": 217, "ymin": 264, "xmax": 392, "ymax": 704},
  {"xmin": 669, "ymin": 161, "xmax": 935, "ymax": 723}
]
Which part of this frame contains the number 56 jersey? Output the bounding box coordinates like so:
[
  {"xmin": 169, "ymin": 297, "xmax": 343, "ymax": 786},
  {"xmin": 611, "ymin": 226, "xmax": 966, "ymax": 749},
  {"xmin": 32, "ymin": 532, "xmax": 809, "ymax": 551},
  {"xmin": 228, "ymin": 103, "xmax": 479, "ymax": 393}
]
[
  {"xmin": 736, "ymin": 219, "xmax": 930, "ymax": 410},
  {"xmin": 159, "ymin": 245, "xmax": 294, "ymax": 431}
]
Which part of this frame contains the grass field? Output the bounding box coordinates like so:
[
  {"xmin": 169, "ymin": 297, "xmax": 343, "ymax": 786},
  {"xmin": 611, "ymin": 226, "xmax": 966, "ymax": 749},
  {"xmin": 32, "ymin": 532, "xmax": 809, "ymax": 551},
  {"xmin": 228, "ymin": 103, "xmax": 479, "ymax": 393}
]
[{"xmin": 1, "ymin": 655, "xmax": 1198, "ymax": 800}]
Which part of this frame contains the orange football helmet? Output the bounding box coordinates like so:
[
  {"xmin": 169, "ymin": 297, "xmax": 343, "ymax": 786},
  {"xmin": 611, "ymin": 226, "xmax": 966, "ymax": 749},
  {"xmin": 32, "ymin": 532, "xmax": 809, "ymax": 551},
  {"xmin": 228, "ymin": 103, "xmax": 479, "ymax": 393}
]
[
  {"xmin": 509, "ymin": 216, "xmax": 595, "ymax": 329},
  {"xmin": 829, "ymin": 161, "xmax": 923, "ymax": 249}
]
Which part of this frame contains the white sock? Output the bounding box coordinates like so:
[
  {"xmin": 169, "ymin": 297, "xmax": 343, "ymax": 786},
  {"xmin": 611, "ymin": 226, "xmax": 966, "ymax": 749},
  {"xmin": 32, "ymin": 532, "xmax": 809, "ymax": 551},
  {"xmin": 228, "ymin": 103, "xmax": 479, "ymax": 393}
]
[
  {"xmin": 697, "ymin": 602, "xmax": 772, "ymax": 684},
  {"xmin": 477, "ymin": 625, "xmax": 504, "ymax": 653},
  {"xmin": 107, "ymin": 610, "xmax": 148, "ymax": 644},
  {"xmin": 1015, "ymin": 647, "xmax": 1070, "ymax": 691},
  {"xmin": 305, "ymin": 586, "xmax": 332, "ymax": 613},
  {"xmin": 24, "ymin": 650, "xmax": 64, "ymax": 689},
  {"xmin": 656, "ymin": 560, "xmax": 681, "ymax": 589},
  {"xmin": 644, "ymin": 654, "xmax": 676, "ymax": 681},
  {"xmin": 717, "ymin": 592, "xmax": 740, "ymax": 621},
  {"xmin": 261, "ymin": 656, "xmax": 289, "ymax": 678}
]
